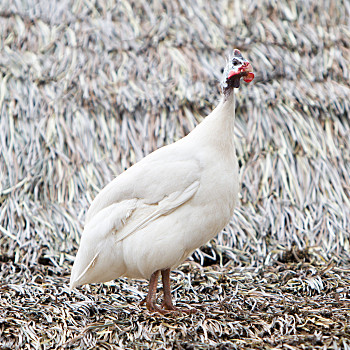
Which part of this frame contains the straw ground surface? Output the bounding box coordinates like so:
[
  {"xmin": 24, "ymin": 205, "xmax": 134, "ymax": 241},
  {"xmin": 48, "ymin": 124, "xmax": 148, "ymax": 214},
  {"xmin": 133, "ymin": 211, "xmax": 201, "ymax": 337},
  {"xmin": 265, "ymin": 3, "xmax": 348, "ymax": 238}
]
[{"xmin": 0, "ymin": 0, "xmax": 349, "ymax": 349}]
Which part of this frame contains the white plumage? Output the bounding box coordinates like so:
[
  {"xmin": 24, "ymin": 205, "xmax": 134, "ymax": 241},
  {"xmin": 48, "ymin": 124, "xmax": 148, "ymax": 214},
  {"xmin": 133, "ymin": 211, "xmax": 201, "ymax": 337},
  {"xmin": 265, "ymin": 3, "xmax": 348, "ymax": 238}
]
[{"xmin": 70, "ymin": 49, "xmax": 254, "ymax": 313}]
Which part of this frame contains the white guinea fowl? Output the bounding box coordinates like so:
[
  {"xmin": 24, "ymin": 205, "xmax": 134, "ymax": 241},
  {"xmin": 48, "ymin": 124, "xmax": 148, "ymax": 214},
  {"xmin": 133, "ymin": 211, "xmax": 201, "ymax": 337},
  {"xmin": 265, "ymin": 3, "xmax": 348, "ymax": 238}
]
[{"xmin": 70, "ymin": 49, "xmax": 254, "ymax": 314}]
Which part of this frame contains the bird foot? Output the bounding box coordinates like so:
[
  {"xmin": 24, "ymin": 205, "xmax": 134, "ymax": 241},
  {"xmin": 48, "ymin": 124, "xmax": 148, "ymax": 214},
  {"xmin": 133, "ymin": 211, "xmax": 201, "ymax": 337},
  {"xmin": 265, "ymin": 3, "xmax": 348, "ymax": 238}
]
[
  {"xmin": 139, "ymin": 297, "xmax": 170, "ymax": 314},
  {"xmin": 149, "ymin": 304, "xmax": 173, "ymax": 315},
  {"xmin": 140, "ymin": 298, "xmax": 196, "ymax": 315},
  {"xmin": 161, "ymin": 301, "xmax": 197, "ymax": 315}
]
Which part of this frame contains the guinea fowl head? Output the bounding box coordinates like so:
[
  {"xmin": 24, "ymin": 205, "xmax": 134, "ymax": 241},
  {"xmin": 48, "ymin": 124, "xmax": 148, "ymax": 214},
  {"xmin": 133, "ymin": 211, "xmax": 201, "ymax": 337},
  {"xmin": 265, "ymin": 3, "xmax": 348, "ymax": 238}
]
[{"xmin": 221, "ymin": 49, "xmax": 254, "ymax": 95}]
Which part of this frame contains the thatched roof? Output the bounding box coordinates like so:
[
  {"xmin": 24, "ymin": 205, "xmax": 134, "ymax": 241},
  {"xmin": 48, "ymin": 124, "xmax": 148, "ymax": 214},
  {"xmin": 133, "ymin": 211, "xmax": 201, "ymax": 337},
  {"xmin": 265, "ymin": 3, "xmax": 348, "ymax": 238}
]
[{"xmin": 1, "ymin": 0, "xmax": 349, "ymax": 348}]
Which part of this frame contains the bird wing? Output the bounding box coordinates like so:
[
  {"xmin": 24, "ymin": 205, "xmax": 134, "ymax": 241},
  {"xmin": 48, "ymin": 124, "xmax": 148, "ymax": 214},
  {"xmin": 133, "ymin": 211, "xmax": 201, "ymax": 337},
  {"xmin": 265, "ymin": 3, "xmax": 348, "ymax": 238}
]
[
  {"xmin": 85, "ymin": 147, "xmax": 201, "ymax": 223},
  {"xmin": 114, "ymin": 179, "xmax": 199, "ymax": 242}
]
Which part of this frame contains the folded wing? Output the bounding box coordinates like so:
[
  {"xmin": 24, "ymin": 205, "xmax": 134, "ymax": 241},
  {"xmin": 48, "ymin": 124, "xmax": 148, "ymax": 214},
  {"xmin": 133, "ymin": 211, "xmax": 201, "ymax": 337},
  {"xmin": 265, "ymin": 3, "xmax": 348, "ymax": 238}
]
[{"xmin": 86, "ymin": 150, "xmax": 201, "ymax": 223}]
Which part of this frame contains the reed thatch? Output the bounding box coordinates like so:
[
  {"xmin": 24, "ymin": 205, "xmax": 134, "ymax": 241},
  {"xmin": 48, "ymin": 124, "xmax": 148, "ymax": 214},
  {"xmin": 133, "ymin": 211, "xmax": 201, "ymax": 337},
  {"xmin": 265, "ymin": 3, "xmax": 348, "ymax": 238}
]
[{"xmin": 0, "ymin": 0, "xmax": 349, "ymax": 348}]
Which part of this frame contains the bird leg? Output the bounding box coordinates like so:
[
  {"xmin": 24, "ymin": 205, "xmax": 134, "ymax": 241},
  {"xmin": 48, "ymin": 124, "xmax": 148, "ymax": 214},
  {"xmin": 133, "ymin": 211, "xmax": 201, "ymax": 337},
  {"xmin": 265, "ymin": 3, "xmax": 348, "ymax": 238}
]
[
  {"xmin": 140, "ymin": 270, "xmax": 166, "ymax": 314},
  {"xmin": 140, "ymin": 270, "xmax": 173, "ymax": 314},
  {"xmin": 160, "ymin": 268, "xmax": 177, "ymax": 311},
  {"xmin": 161, "ymin": 268, "xmax": 196, "ymax": 314},
  {"xmin": 140, "ymin": 269, "xmax": 196, "ymax": 314}
]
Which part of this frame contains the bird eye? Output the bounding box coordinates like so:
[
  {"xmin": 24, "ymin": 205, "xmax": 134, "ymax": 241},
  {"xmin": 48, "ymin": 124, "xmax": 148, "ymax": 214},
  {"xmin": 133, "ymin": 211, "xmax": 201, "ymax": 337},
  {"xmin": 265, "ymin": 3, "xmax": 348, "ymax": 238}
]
[{"xmin": 232, "ymin": 59, "xmax": 240, "ymax": 66}]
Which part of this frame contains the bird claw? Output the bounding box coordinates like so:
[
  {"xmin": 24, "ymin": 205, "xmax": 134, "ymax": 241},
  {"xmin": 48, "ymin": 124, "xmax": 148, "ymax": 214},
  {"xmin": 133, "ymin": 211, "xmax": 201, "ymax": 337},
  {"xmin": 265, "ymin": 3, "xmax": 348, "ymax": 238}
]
[
  {"xmin": 141, "ymin": 299, "xmax": 196, "ymax": 315},
  {"xmin": 146, "ymin": 302, "xmax": 173, "ymax": 315},
  {"xmin": 160, "ymin": 301, "xmax": 197, "ymax": 315}
]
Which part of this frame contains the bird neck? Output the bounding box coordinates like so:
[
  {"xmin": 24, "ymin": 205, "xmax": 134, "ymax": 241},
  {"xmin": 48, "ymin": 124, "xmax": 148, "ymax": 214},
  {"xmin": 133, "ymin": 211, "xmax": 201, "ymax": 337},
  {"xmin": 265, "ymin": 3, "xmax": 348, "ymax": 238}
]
[
  {"xmin": 189, "ymin": 89, "xmax": 236, "ymax": 149},
  {"xmin": 219, "ymin": 89, "xmax": 236, "ymax": 122}
]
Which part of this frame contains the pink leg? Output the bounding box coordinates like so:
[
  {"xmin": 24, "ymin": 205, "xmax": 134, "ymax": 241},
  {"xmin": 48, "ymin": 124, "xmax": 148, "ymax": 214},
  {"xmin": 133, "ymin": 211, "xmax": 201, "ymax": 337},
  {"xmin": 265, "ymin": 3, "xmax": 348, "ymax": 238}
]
[
  {"xmin": 140, "ymin": 269, "xmax": 196, "ymax": 314},
  {"xmin": 140, "ymin": 270, "xmax": 171, "ymax": 314},
  {"xmin": 140, "ymin": 270, "xmax": 160, "ymax": 312},
  {"xmin": 161, "ymin": 268, "xmax": 196, "ymax": 314}
]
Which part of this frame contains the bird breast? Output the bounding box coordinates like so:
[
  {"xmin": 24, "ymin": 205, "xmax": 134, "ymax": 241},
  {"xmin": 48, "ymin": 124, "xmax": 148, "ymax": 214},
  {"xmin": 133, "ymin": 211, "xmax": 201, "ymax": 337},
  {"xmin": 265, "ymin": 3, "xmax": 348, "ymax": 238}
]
[{"xmin": 188, "ymin": 147, "xmax": 239, "ymax": 245}]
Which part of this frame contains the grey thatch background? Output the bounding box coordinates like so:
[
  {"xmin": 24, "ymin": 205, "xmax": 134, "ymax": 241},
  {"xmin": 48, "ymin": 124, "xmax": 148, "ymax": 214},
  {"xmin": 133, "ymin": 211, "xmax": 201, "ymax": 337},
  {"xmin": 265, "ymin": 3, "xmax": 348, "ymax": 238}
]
[
  {"xmin": 1, "ymin": 0, "xmax": 349, "ymax": 269},
  {"xmin": 0, "ymin": 0, "xmax": 350, "ymax": 348}
]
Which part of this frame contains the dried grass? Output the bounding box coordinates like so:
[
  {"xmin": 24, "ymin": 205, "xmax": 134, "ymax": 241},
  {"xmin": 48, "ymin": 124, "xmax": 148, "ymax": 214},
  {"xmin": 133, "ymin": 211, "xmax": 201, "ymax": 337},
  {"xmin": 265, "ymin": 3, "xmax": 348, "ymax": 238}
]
[
  {"xmin": 2, "ymin": 258, "xmax": 350, "ymax": 349},
  {"xmin": 0, "ymin": 0, "xmax": 349, "ymax": 348}
]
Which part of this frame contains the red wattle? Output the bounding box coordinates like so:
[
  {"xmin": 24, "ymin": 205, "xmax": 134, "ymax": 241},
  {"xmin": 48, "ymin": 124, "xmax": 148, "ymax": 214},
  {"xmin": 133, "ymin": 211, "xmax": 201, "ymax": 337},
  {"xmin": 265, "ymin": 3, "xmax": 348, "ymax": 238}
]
[{"xmin": 243, "ymin": 72, "xmax": 254, "ymax": 83}]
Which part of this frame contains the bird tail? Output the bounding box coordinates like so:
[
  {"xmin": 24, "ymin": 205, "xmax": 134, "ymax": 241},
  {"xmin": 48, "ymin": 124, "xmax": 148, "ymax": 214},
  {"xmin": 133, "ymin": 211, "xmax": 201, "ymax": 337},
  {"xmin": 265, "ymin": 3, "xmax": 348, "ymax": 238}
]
[{"xmin": 69, "ymin": 199, "xmax": 138, "ymax": 289}]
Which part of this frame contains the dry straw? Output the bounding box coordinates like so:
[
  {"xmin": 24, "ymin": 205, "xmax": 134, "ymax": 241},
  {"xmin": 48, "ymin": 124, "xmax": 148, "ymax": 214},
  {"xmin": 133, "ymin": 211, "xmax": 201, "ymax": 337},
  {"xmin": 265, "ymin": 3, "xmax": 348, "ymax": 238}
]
[{"xmin": 0, "ymin": 0, "xmax": 349, "ymax": 348}]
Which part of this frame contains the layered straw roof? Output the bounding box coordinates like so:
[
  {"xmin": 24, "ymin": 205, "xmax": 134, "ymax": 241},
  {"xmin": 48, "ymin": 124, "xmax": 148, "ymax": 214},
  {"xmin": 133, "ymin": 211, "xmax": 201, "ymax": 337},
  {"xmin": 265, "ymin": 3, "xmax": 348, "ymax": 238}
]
[{"xmin": 0, "ymin": 0, "xmax": 349, "ymax": 348}]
